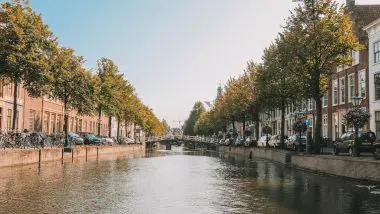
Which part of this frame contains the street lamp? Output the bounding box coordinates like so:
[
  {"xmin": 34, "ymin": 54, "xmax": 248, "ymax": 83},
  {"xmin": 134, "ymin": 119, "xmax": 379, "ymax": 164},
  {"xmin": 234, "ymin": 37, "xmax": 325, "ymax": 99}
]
[
  {"xmin": 350, "ymin": 95, "xmax": 363, "ymax": 157},
  {"xmin": 351, "ymin": 95, "xmax": 363, "ymax": 107}
]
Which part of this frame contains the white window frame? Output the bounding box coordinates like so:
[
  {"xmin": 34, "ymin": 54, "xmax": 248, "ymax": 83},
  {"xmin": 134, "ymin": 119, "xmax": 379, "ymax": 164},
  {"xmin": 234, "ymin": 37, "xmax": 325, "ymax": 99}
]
[
  {"xmin": 323, "ymin": 114, "xmax": 328, "ymax": 125},
  {"xmin": 374, "ymin": 40, "xmax": 380, "ymax": 64},
  {"xmin": 323, "ymin": 92, "xmax": 328, "ymax": 107},
  {"xmin": 340, "ymin": 77, "xmax": 345, "ymax": 104},
  {"xmin": 352, "ymin": 50, "xmax": 360, "ymax": 66},
  {"xmin": 308, "ymin": 99, "xmax": 313, "ymax": 111},
  {"xmin": 375, "ymin": 72, "xmax": 380, "ymax": 101},
  {"xmin": 333, "ymin": 80, "xmax": 338, "ymax": 106},
  {"xmin": 348, "ymin": 74, "xmax": 354, "ymax": 103},
  {"xmin": 358, "ymin": 70, "xmax": 366, "ymax": 99}
]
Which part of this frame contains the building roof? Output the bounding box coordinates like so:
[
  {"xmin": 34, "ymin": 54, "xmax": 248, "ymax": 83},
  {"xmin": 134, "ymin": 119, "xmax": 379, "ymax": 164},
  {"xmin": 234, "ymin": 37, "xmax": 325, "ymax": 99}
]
[
  {"xmin": 351, "ymin": 4, "xmax": 380, "ymax": 31},
  {"xmin": 363, "ymin": 17, "xmax": 380, "ymax": 31}
]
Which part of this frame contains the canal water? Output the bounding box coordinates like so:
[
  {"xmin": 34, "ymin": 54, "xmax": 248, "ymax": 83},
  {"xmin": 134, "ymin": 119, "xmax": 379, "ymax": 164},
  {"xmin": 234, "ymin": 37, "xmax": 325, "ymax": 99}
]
[{"xmin": 0, "ymin": 148, "xmax": 379, "ymax": 214}]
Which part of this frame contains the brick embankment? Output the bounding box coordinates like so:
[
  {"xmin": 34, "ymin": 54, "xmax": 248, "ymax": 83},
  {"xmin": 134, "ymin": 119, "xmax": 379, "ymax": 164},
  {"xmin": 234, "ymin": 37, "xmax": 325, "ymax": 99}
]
[
  {"xmin": 217, "ymin": 146, "xmax": 380, "ymax": 183},
  {"xmin": 0, "ymin": 144, "xmax": 145, "ymax": 168}
]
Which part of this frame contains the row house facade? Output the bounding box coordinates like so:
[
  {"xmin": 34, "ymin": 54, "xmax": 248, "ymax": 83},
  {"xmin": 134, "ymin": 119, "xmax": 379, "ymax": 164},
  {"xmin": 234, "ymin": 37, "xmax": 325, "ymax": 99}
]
[
  {"xmin": 252, "ymin": 1, "xmax": 380, "ymax": 141},
  {"xmin": 0, "ymin": 81, "xmax": 139, "ymax": 138}
]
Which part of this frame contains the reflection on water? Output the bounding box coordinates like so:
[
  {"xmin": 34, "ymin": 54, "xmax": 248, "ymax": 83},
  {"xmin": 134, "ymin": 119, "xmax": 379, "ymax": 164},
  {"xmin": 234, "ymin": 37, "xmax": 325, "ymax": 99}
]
[{"xmin": 0, "ymin": 149, "xmax": 379, "ymax": 214}]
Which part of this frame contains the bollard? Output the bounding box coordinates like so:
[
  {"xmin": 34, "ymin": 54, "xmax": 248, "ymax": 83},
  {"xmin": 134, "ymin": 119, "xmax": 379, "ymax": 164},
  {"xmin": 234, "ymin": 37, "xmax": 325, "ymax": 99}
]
[
  {"xmin": 85, "ymin": 147, "xmax": 88, "ymax": 162},
  {"xmin": 61, "ymin": 148, "xmax": 64, "ymax": 164},
  {"xmin": 71, "ymin": 149, "xmax": 74, "ymax": 163},
  {"xmin": 38, "ymin": 149, "xmax": 41, "ymax": 168},
  {"xmin": 97, "ymin": 147, "xmax": 99, "ymax": 159}
]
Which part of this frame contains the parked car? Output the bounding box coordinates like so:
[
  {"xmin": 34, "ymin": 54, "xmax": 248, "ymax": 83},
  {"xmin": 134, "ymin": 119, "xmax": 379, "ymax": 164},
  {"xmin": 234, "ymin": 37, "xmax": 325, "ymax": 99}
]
[
  {"xmin": 234, "ymin": 137, "xmax": 244, "ymax": 147},
  {"xmin": 269, "ymin": 135, "xmax": 280, "ymax": 148},
  {"xmin": 68, "ymin": 132, "xmax": 84, "ymax": 145},
  {"xmin": 118, "ymin": 136, "xmax": 135, "ymax": 144},
  {"xmin": 244, "ymin": 136, "xmax": 257, "ymax": 147},
  {"xmin": 333, "ymin": 131, "xmax": 376, "ymax": 156},
  {"xmin": 285, "ymin": 135, "xmax": 306, "ymax": 151},
  {"xmin": 101, "ymin": 137, "xmax": 115, "ymax": 145},
  {"xmin": 78, "ymin": 132, "xmax": 104, "ymax": 145},
  {"xmin": 257, "ymin": 135, "xmax": 271, "ymax": 147}
]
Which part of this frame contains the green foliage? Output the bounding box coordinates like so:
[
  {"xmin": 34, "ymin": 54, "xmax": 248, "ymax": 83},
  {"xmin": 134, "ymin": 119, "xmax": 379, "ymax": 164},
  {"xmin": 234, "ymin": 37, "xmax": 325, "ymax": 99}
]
[
  {"xmin": 183, "ymin": 101, "xmax": 205, "ymax": 135},
  {"xmin": 49, "ymin": 47, "xmax": 97, "ymax": 115},
  {"xmin": 293, "ymin": 120, "xmax": 307, "ymax": 134},
  {"xmin": 262, "ymin": 125, "xmax": 272, "ymax": 135},
  {"xmin": 282, "ymin": 0, "xmax": 361, "ymax": 149},
  {"xmin": 0, "ymin": 0, "xmax": 57, "ymax": 129}
]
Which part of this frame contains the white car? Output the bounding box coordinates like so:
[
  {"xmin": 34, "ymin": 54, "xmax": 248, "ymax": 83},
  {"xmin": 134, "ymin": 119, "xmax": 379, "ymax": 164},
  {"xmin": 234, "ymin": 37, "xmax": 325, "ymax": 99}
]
[
  {"xmin": 269, "ymin": 135, "xmax": 280, "ymax": 148},
  {"xmin": 102, "ymin": 137, "xmax": 115, "ymax": 145},
  {"xmin": 257, "ymin": 135, "xmax": 271, "ymax": 147}
]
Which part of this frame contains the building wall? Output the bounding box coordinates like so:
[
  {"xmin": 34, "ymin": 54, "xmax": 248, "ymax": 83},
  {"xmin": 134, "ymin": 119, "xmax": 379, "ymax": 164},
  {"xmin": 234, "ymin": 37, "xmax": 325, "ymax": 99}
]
[{"xmin": 366, "ymin": 19, "xmax": 380, "ymax": 139}]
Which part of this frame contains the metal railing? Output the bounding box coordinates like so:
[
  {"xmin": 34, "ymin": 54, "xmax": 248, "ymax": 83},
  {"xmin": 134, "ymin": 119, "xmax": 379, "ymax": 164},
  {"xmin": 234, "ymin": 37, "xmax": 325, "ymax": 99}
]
[{"xmin": 146, "ymin": 135, "xmax": 219, "ymax": 144}]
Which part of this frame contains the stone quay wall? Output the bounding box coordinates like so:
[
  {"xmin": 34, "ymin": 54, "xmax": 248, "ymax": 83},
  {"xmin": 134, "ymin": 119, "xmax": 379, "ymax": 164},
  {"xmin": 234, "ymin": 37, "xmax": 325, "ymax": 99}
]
[
  {"xmin": 217, "ymin": 146, "xmax": 380, "ymax": 183},
  {"xmin": 0, "ymin": 143, "xmax": 145, "ymax": 168}
]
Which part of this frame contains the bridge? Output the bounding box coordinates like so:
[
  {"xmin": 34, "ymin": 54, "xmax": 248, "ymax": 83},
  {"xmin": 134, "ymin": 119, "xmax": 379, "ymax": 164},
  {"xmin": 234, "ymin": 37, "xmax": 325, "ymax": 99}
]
[{"xmin": 145, "ymin": 135, "xmax": 218, "ymax": 150}]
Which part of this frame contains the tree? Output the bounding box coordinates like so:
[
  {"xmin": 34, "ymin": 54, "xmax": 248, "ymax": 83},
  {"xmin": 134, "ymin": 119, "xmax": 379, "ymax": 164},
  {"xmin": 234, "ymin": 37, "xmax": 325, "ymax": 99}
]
[
  {"xmin": 262, "ymin": 125, "xmax": 272, "ymax": 147},
  {"xmin": 293, "ymin": 119, "xmax": 307, "ymax": 152},
  {"xmin": 114, "ymin": 79, "xmax": 134, "ymax": 138},
  {"xmin": 183, "ymin": 101, "xmax": 205, "ymax": 135},
  {"xmin": 95, "ymin": 57, "xmax": 126, "ymax": 137},
  {"xmin": 284, "ymin": 0, "xmax": 361, "ymax": 153},
  {"xmin": 0, "ymin": 0, "xmax": 57, "ymax": 130},
  {"xmin": 161, "ymin": 119, "xmax": 170, "ymax": 135},
  {"xmin": 49, "ymin": 47, "xmax": 97, "ymax": 146},
  {"xmin": 343, "ymin": 107, "xmax": 370, "ymax": 156},
  {"xmin": 256, "ymin": 39, "xmax": 301, "ymax": 149}
]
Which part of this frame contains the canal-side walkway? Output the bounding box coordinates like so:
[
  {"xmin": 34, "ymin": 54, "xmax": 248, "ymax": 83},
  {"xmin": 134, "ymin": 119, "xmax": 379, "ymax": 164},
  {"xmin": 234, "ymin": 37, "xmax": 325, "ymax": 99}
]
[
  {"xmin": 218, "ymin": 146, "xmax": 380, "ymax": 183},
  {"xmin": 0, "ymin": 144, "xmax": 145, "ymax": 168}
]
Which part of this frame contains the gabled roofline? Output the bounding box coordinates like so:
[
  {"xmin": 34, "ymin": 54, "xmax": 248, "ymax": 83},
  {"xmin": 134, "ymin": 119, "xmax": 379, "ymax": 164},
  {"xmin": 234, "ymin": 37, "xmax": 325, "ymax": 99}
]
[{"xmin": 363, "ymin": 17, "xmax": 380, "ymax": 32}]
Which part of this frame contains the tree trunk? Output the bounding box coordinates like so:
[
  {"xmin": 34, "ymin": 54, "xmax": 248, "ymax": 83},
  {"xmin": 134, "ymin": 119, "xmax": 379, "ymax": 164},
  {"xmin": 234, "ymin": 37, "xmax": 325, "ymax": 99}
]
[
  {"xmin": 117, "ymin": 118, "xmax": 120, "ymax": 138},
  {"xmin": 314, "ymin": 95, "xmax": 322, "ymax": 154},
  {"xmin": 108, "ymin": 116, "xmax": 112, "ymax": 137},
  {"xmin": 12, "ymin": 81, "xmax": 18, "ymax": 131},
  {"xmin": 280, "ymin": 103, "xmax": 286, "ymax": 149},
  {"xmin": 232, "ymin": 117, "xmax": 235, "ymax": 130},
  {"xmin": 64, "ymin": 99, "xmax": 68, "ymax": 147},
  {"xmin": 97, "ymin": 106, "xmax": 102, "ymax": 137},
  {"xmin": 253, "ymin": 111, "xmax": 260, "ymax": 141},
  {"xmin": 242, "ymin": 115, "xmax": 246, "ymax": 139}
]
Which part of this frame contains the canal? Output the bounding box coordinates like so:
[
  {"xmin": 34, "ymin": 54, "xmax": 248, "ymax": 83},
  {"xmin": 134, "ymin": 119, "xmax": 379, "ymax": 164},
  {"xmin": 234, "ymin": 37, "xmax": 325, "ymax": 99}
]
[{"xmin": 0, "ymin": 148, "xmax": 379, "ymax": 213}]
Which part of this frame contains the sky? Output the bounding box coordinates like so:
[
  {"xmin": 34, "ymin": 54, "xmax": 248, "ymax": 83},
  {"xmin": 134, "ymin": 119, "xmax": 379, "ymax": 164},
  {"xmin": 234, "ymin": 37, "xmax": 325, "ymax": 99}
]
[{"xmin": 26, "ymin": 0, "xmax": 380, "ymax": 128}]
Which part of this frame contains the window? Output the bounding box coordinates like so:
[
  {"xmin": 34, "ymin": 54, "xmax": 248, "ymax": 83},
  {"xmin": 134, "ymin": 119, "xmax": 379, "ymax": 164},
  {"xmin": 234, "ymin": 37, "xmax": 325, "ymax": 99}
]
[
  {"xmin": 374, "ymin": 41, "xmax": 380, "ymax": 63},
  {"xmin": 6, "ymin": 109, "xmax": 11, "ymax": 130},
  {"xmin": 375, "ymin": 73, "xmax": 380, "ymax": 101},
  {"xmin": 375, "ymin": 112, "xmax": 380, "ymax": 140},
  {"xmin": 308, "ymin": 99, "xmax": 313, "ymax": 111},
  {"xmin": 51, "ymin": 113, "xmax": 56, "ymax": 133},
  {"xmin": 43, "ymin": 112, "xmax": 49, "ymax": 133},
  {"xmin": 333, "ymin": 80, "xmax": 338, "ymax": 105},
  {"xmin": 56, "ymin": 115, "xmax": 62, "ymax": 133},
  {"xmin": 7, "ymin": 84, "xmax": 12, "ymax": 96},
  {"xmin": 352, "ymin": 50, "xmax": 359, "ymax": 65},
  {"xmin": 340, "ymin": 77, "xmax": 345, "ymax": 104},
  {"xmin": 78, "ymin": 119, "xmax": 82, "ymax": 132},
  {"xmin": 359, "ymin": 70, "xmax": 366, "ymax": 98},
  {"xmin": 323, "ymin": 115, "xmax": 328, "ymax": 125},
  {"xmin": 28, "ymin": 110, "xmax": 35, "ymax": 131},
  {"xmin": 348, "ymin": 74, "xmax": 355, "ymax": 102},
  {"xmin": 323, "ymin": 92, "xmax": 328, "ymax": 107}
]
